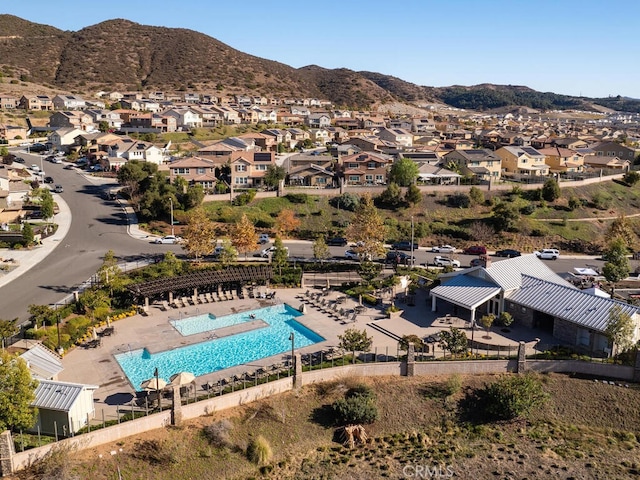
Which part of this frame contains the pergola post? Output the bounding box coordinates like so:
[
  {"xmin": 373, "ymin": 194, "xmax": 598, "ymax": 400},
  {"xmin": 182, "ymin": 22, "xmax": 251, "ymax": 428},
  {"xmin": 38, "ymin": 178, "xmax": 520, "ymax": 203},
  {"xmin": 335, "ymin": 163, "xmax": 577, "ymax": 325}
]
[{"xmin": 431, "ymin": 295, "xmax": 437, "ymax": 312}]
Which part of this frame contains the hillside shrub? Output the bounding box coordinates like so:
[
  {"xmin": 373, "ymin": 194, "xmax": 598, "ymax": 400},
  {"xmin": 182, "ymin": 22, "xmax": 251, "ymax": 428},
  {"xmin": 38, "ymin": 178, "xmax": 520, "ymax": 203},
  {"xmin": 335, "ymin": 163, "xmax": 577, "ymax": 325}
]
[
  {"xmin": 232, "ymin": 189, "xmax": 256, "ymax": 206},
  {"xmin": 203, "ymin": 419, "xmax": 233, "ymax": 448},
  {"xmin": 447, "ymin": 193, "xmax": 471, "ymax": 208},
  {"xmin": 331, "ymin": 384, "xmax": 378, "ymax": 425},
  {"xmin": 246, "ymin": 435, "xmax": 272, "ymax": 465},
  {"xmin": 329, "ymin": 193, "xmax": 360, "ymax": 212},
  {"xmin": 285, "ymin": 193, "xmax": 308, "ymax": 204}
]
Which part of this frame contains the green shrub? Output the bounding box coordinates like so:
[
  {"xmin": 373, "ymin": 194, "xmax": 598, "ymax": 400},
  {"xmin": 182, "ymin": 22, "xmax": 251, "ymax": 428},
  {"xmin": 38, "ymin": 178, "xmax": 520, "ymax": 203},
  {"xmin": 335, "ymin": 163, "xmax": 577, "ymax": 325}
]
[
  {"xmin": 331, "ymin": 385, "xmax": 378, "ymax": 425},
  {"xmin": 447, "ymin": 193, "xmax": 471, "ymax": 208},
  {"xmin": 445, "ymin": 374, "xmax": 463, "ymax": 396},
  {"xmin": 285, "ymin": 193, "xmax": 309, "ymax": 204},
  {"xmin": 246, "ymin": 435, "xmax": 273, "ymax": 465},
  {"xmin": 481, "ymin": 373, "xmax": 548, "ymax": 420},
  {"xmin": 520, "ymin": 203, "xmax": 536, "ymax": 215}
]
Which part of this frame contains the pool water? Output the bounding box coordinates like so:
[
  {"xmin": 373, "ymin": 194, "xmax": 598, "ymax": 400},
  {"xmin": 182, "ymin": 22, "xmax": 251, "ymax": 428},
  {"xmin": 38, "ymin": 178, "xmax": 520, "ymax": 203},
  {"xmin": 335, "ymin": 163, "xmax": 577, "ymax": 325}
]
[
  {"xmin": 115, "ymin": 304, "xmax": 324, "ymax": 390},
  {"xmin": 170, "ymin": 311, "xmax": 257, "ymax": 336}
]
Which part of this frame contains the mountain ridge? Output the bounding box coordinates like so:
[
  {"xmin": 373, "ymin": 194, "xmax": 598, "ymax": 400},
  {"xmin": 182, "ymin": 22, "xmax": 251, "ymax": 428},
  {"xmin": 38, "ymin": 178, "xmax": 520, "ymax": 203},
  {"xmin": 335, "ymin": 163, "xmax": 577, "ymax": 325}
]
[{"xmin": 1, "ymin": 15, "xmax": 639, "ymax": 113}]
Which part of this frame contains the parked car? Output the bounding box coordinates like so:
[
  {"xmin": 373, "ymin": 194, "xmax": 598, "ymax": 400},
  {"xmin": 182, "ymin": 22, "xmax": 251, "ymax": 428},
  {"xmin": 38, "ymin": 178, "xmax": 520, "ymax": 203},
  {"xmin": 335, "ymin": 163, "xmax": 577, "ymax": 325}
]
[
  {"xmin": 470, "ymin": 258, "xmax": 485, "ymax": 268},
  {"xmin": 494, "ymin": 249, "xmax": 521, "ymax": 258},
  {"xmin": 44, "ymin": 176, "xmax": 54, "ymax": 184},
  {"xmin": 63, "ymin": 164, "xmax": 75, "ymax": 170},
  {"xmin": 463, "ymin": 245, "xmax": 487, "ymax": 255},
  {"xmin": 327, "ymin": 237, "xmax": 348, "ymax": 246},
  {"xmin": 261, "ymin": 246, "xmax": 289, "ymax": 258},
  {"xmin": 433, "ymin": 256, "xmax": 461, "ymax": 268},
  {"xmin": 385, "ymin": 251, "xmax": 414, "ymax": 264},
  {"xmin": 431, "ymin": 245, "xmax": 456, "ymax": 253},
  {"xmin": 534, "ymin": 249, "xmax": 560, "ymax": 260},
  {"xmin": 258, "ymin": 234, "xmax": 270, "ymax": 244},
  {"xmin": 154, "ymin": 235, "xmax": 182, "ymax": 244},
  {"xmin": 30, "ymin": 143, "xmax": 47, "ymax": 152},
  {"xmin": 30, "ymin": 164, "xmax": 40, "ymax": 173},
  {"xmin": 344, "ymin": 250, "xmax": 360, "ymax": 260},
  {"xmin": 391, "ymin": 240, "xmax": 419, "ymax": 251},
  {"xmin": 53, "ymin": 184, "xmax": 64, "ymax": 193},
  {"xmin": 13, "ymin": 157, "xmax": 25, "ymax": 164}
]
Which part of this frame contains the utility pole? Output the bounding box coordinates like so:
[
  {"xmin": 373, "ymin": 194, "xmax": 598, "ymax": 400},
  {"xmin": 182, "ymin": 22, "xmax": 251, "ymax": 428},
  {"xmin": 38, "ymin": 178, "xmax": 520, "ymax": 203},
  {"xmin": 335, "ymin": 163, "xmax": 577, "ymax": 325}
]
[{"xmin": 169, "ymin": 197, "xmax": 174, "ymax": 237}]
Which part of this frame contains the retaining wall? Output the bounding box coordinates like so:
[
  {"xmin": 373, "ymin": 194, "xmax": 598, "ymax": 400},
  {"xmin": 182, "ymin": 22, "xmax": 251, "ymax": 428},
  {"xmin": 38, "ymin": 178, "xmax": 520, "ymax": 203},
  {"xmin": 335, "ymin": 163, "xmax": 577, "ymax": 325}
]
[{"xmin": 527, "ymin": 359, "xmax": 635, "ymax": 380}]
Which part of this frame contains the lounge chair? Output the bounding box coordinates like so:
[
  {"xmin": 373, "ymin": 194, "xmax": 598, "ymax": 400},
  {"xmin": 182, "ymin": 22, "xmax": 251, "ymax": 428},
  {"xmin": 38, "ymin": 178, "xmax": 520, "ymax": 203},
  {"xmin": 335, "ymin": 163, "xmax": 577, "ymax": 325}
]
[
  {"xmin": 160, "ymin": 300, "xmax": 170, "ymax": 311},
  {"xmin": 182, "ymin": 296, "xmax": 191, "ymax": 306},
  {"xmin": 171, "ymin": 298, "xmax": 182, "ymax": 308},
  {"xmin": 206, "ymin": 292, "xmax": 214, "ymax": 302}
]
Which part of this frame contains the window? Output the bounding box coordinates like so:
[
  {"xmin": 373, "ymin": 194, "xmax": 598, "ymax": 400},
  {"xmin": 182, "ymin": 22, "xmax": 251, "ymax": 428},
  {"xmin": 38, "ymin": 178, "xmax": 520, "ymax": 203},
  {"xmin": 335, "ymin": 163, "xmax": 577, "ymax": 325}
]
[
  {"xmin": 197, "ymin": 168, "xmax": 206, "ymax": 174},
  {"xmin": 367, "ymin": 162, "xmax": 376, "ymax": 169},
  {"xmin": 365, "ymin": 174, "xmax": 373, "ymax": 182},
  {"xmin": 235, "ymin": 177, "xmax": 248, "ymax": 185},
  {"xmin": 349, "ymin": 175, "xmax": 360, "ymax": 182},
  {"xmin": 235, "ymin": 164, "xmax": 247, "ymax": 172},
  {"xmin": 255, "ymin": 164, "xmax": 268, "ymax": 171},
  {"xmin": 317, "ymin": 177, "xmax": 326, "ymax": 184},
  {"xmin": 175, "ymin": 168, "xmax": 190, "ymax": 174},
  {"xmin": 348, "ymin": 163, "xmax": 358, "ymax": 168}
]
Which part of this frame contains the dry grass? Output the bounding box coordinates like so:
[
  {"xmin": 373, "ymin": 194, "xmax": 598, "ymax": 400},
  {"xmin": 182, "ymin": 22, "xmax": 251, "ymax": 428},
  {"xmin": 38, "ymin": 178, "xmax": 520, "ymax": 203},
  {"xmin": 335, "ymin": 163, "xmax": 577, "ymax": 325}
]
[{"xmin": 16, "ymin": 374, "xmax": 640, "ymax": 479}]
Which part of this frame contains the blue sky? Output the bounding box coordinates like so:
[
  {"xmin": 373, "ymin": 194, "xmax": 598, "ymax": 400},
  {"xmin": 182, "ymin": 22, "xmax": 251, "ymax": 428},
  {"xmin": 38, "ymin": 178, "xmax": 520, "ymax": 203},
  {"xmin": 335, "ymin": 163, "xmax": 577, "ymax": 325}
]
[{"xmin": 3, "ymin": 0, "xmax": 639, "ymax": 98}]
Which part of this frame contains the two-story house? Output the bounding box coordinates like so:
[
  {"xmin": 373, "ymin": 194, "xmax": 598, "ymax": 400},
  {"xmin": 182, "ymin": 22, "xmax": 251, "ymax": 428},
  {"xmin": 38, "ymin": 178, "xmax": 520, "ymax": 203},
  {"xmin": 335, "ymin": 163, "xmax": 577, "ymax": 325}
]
[
  {"xmin": 305, "ymin": 113, "xmax": 331, "ymax": 129},
  {"xmin": 377, "ymin": 127, "xmax": 413, "ymax": 148},
  {"xmin": 339, "ymin": 152, "xmax": 392, "ymax": 186},
  {"xmin": 591, "ymin": 141, "xmax": 638, "ymax": 164},
  {"xmin": 48, "ymin": 111, "xmax": 95, "ymax": 131},
  {"xmin": 19, "ymin": 95, "xmax": 53, "ymax": 111},
  {"xmin": 52, "ymin": 95, "xmax": 87, "ymax": 110},
  {"xmin": 168, "ymin": 156, "xmax": 220, "ymax": 190},
  {"xmin": 229, "ymin": 151, "xmax": 276, "ymax": 188},
  {"xmin": 495, "ymin": 146, "xmax": 550, "ymax": 176},
  {"xmin": 163, "ymin": 108, "xmax": 203, "ymax": 129},
  {"xmin": 442, "ymin": 149, "xmax": 502, "ymax": 181},
  {"xmin": 537, "ymin": 146, "xmax": 584, "ymax": 173}
]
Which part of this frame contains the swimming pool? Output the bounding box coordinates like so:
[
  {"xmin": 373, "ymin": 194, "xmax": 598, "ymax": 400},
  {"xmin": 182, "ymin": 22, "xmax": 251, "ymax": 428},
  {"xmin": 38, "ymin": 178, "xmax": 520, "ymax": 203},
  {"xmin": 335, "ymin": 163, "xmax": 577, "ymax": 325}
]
[
  {"xmin": 115, "ymin": 304, "xmax": 324, "ymax": 390},
  {"xmin": 171, "ymin": 311, "xmax": 256, "ymax": 336}
]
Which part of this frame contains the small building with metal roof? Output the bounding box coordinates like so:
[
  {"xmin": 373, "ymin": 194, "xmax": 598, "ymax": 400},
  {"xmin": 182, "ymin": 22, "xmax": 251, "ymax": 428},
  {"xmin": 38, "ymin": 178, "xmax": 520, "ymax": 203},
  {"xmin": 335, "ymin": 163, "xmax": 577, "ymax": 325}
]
[
  {"xmin": 429, "ymin": 255, "xmax": 640, "ymax": 355},
  {"xmin": 31, "ymin": 380, "xmax": 99, "ymax": 436}
]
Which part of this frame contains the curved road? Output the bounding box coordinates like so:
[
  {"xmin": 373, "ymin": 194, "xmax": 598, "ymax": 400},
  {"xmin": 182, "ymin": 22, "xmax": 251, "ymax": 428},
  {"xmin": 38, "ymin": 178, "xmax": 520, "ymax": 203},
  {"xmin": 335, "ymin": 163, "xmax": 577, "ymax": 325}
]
[{"xmin": 0, "ymin": 151, "xmax": 179, "ymax": 321}]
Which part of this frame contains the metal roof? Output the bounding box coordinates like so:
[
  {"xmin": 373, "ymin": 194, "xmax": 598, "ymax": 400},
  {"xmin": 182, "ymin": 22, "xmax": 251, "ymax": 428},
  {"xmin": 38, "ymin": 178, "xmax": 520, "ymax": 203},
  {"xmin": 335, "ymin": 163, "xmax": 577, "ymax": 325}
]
[
  {"xmin": 32, "ymin": 380, "xmax": 98, "ymax": 412},
  {"xmin": 430, "ymin": 274, "xmax": 501, "ymax": 310},
  {"xmin": 484, "ymin": 254, "xmax": 573, "ymax": 292},
  {"xmin": 506, "ymin": 275, "xmax": 640, "ymax": 333},
  {"xmin": 20, "ymin": 344, "xmax": 63, "ymax": 380}
]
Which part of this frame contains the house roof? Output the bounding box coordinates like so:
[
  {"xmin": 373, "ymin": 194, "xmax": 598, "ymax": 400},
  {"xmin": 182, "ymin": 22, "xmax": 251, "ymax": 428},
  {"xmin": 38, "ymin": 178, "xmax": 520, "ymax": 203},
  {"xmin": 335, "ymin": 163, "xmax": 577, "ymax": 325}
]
[
  {"xmin": 506, "ymin": 275, "xmax": 639, "ymax": 332},
  {"xmin": 430, "ymin": 275, "xmax": 502, "ymax": 310},
  {"xmin": 483, "ymin": 254, "xmax": 571, "ymax": 291},
  {"xmin": 19, "ymin": 344, "xmax": 63, "ymax": 380},
  {"xmin": 32, "ymin": 380, "xmax": 98, "ymax": 412}
]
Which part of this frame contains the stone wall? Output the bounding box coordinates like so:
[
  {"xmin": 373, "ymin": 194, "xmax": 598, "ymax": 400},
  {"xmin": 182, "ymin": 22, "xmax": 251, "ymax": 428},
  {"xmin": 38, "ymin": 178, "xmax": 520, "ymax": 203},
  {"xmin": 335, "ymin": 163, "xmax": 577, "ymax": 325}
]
[{"xmin": 553, "ymin": 318, "xmax": 579, "ymax": 345}]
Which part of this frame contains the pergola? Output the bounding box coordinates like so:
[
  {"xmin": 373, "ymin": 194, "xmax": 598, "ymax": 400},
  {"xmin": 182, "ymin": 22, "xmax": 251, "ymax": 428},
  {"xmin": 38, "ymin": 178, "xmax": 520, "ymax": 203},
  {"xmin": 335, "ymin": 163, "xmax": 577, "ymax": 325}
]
[{"xmin": 128, "ymin": 265, "xmax": 274, "ymax": 308}]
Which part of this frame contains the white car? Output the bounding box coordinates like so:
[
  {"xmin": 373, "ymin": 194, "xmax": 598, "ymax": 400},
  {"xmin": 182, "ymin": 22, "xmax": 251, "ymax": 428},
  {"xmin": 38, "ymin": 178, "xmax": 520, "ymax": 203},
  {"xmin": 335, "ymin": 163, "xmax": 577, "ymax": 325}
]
[
  {"xmin": 261, "ymin": 246, "xmax": 289, "ymax": 258},
  {"xmin": 534, "ymin": 249, "xmax": 560, "ymax": 260},
  {"xmin": 344, "ymin": 249, "xmax": 372, "ymax": 261},
  {"xmin": 433, "ymin": 256, "xmax": 461, "ymax": 268},
  {"xmin": 431, "ymin": 245, "xmax": 456, "ymax": 253},
  {"xmin": 154, "ymin": 235, "xmax": 182, "ymax": 244}
]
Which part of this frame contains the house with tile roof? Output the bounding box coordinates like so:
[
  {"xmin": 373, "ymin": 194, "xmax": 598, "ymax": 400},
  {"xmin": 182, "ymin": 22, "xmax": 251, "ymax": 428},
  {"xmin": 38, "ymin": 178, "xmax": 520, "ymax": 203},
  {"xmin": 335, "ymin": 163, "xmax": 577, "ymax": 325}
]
[
  {"xmin": 537, "ymin": 146, "xmax": 584, "ymax": 173},
  {"xmin": 495, "ymin": 145, "xmax": 549, "ymax": 176},
  {"xmin": 442, "ymin": 149, "xmax": 502, "ymax": 181},
  {"xmin": 429, "ymin": 255, "xmax": 640, "ymax": 355},
  {"xmin": 338, "ymin": 152, "xmax": 391, "ymax": 186},
  {"xmin": 168, "ymin": 156, "xmax": 220, "ymax": 190}
]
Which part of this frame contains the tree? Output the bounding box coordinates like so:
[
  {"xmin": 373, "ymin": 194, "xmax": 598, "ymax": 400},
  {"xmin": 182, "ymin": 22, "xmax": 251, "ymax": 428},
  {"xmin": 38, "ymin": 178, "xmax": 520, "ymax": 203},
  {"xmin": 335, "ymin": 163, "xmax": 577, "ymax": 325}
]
[
  {"xmin": 399, "ymin": 334, "xmax": 424, "ymax": 351},
  {"xmin": 491, "ymin": 201, "xmax": 519, "ymax": 232},
  {"xmin": 541, "ymin": 178, "xmax": 561, "ymax": 202},
  {"xmin": 271, "ymin": 236, "xmax": 289, "ymax": 274},
  {"xmin": 605, "ymin": 305, "xmax": 635, "ymax": 357},
  {"xmin": 181, "ymin": 207, "xmax": 216, "ymax": 262},
  {"xmin": 263, "ymin": 164, "xmax": 286, "ymax": 189},
  {"xmin": 28, "ymin": 304, "xmax": 54, "ymax": 328},
  {"xmin": 231, "ymin": 214, "xmax": 258, "ymax": 260},
  {"xmin": 275, "ymin": 209, "xmax": 300, "ymax": 238},
  {"xmin": 479, "ymin": 314, "xmax": 495, "ymax": 339},
  {"xmin": 21, "ymin": 222, "xmax": 34, "ymax": 246},
  {"xmin": 602, "ymin": 238, "xmax": 630, "ymax": 293},
  {"xmin": 376, "ymin": 182, "xmax": 404, "ymax": 209},
  {"xmin": 346, "ymin": 193, "xmax": 386, "ymax": 260},
  {"xmin": 497, "ymin": 311, "xmax": 514, "ymax": 328},
  {"xmin": 404, "ymin": 184, "xmax": 422, "ymax": 206},
  {"xmin": 217, "ymin": 240, "xmax": 238, "ymax": 266},
  {"xmin": 469, "ymin": 186, "xmax": 485, "ymax": 205},
  {"xmin": 98, "ymin": 120, "xmax": 110, "ymax": 132},
  {"xmin": 623, "ymin": 170, "xmax": 640, "ymax": 185},
  {"xmin": 0, "ymin": 351, "xmax": 39, "ymax": 431},
  {"xmin": 438, "ymin": 327, "xmax": 468, "ymax": 358},
  {"xmin": 338, "ymin": 328, "xmax": 373, "ymax": 362},
  {"xmin": 39, "ymin": 189, "xmax": 54, "ymax": 220},
  {"xmin": 606, "ymin": 214, "xmax": 635, "ymax": 248},
  {"xmin": 331, "ymin": 385, "xmax": 378, "ymax": 425},
  {"xmin": 77, "ymin": 288, "xmax": 110, "ymax": 320},
  {"xmin": 357, "ymin": 261, "xmax": 383, "ymax": 285},
  {"xmin": 0, "ymin": 318, "xmax": 19, "ymax": 348},
  {"xmin": 312, "ymin": 236, "xmax": 330, "ymax": 262},
  {"xmin": 388, "ymin": 158, "xmax": 419, "ymax": 186},
  {"xmin": 97, "ymin": 250, "xmax": 128, "ymax": 295}
]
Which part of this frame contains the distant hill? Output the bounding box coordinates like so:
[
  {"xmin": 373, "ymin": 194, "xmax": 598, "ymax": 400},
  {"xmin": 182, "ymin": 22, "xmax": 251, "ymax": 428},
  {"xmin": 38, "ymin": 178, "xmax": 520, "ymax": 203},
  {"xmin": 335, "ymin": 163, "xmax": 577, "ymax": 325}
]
[{"xmin": 1, "ymin": 15, "xmax": 640, "ymax": 113}]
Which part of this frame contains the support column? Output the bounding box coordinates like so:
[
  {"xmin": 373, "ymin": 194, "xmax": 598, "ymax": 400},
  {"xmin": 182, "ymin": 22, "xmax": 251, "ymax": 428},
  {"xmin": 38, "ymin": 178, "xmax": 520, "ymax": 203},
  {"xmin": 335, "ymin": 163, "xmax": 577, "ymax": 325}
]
[
  {"xmin": 144, "ymin": 297, "xmax": 149, "ymax": 309},
  {"xmin": 406, "ymin": 343, "xmax": 415, "ymax": 377},
  {"xmin": 293, "ymin": 353, "xmax": 302, "ymax": 389},
  {"xmin": 168, "ymin": 291, "xmax": 174, "ymax": 304},
  {"xmin": 0, "ymin": 430, "xmax": 15, "ymax": 476},
  {"xmin": 517, "ymin": 341, "xmax": 526, "ymax": 373},
  {"xmin": 431, "ymin": 295, "xmax": 437, "ymax": 312},
  {"xmin": 171, "ymin": 385, "xmax": 183, "ymax": 426}
]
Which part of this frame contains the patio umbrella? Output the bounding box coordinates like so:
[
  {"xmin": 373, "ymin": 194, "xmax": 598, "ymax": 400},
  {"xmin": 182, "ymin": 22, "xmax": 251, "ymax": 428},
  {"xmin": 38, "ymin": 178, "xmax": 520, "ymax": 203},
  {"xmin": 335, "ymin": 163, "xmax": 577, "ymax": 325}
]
[
  {"xmin": 106, "ymin": 316, "xmax": 111, "ymax": 327},
  {"xmin": 92, "ymin": 327, "xmax": 98, "ymax": 341},
  {"xmin": 141, "ymin": 377, "xmax": 167, "ymax": 391},
  {"xmin": 169, "ymin": 371, "xmax": 195, "ymax": 386}
]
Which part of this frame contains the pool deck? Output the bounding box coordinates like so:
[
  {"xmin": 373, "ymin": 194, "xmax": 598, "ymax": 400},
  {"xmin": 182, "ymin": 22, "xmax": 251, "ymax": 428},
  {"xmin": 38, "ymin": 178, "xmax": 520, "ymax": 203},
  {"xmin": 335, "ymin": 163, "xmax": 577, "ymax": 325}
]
[{"xmin": 57, "ymin": 287, "xmax": 553, "ymax": 417}]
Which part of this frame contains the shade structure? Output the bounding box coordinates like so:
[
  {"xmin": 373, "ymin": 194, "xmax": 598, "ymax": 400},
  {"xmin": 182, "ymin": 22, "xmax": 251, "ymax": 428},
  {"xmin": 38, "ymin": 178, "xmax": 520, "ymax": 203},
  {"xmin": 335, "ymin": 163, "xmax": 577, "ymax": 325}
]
[
  {"xmin": 141, "ymin": 377, "xmax": 167, "ymax": 390},
  {"xmin": 169, "ymin": 371, "xmax": 195, "ymax": 386}
]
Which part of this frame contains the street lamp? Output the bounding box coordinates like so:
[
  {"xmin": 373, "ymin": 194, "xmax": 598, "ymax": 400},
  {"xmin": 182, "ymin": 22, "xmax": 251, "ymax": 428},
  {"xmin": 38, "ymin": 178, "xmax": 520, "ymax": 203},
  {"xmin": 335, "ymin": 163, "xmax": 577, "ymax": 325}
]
[
  {"xmin": 169, "ymin": 197, "xmax": 174, "ymax": 237},
  {"xmin": 154, "ymin": 367, "xmax": 161, "ymax": 410},
  {"xmin": 288, "ymin": 332, "xmax": 295, "ymax": 369},
  {"xmin": 410, "ymin": 216, "xmax": 415, "ymax": 266}
]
